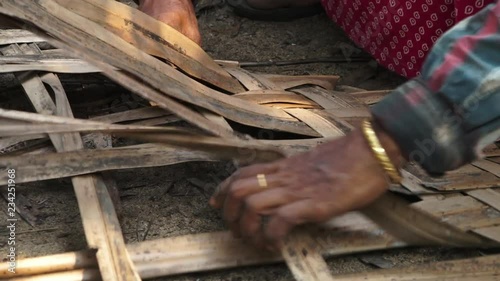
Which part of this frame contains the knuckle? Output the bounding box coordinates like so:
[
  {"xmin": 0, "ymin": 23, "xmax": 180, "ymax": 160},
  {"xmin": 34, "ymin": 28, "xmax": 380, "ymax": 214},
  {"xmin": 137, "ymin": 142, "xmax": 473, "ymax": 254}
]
[
  {"xmin": 227, "ymin": 184, "xmax": 245, "ymax": 201},
  {"xmin": 244, "ymin": 197, "xmax": 260, "ymax": 213},
  {"xmin": 311, "ymin": 203, "xmax": 331, "ymax": 221},
  {"xmin": 275, "ymin": 210, "xmax": 296, "ymax": 225}
]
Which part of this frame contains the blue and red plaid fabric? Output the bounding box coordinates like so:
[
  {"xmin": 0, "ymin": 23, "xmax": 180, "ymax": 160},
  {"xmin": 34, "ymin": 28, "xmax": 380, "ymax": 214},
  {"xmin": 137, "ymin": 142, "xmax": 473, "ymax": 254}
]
[{"xmin": 372, "ymin": 2, "xmax": 500, "ymax": 174}]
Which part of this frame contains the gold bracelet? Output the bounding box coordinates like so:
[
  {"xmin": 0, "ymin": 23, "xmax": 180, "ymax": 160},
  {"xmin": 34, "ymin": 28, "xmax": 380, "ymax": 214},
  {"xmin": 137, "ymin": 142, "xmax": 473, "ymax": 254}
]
[{"xmin": 361, "ymin": 120, "xmax": 402, "ymax": 184}]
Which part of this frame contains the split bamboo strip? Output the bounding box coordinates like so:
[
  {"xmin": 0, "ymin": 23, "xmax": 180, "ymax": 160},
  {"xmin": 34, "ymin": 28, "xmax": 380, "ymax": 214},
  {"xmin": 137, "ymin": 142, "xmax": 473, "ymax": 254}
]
[
  {"xmin": 0, "ymin": 215, "xmax": 400, "ymax": 280},
  {"xmin": 5, "ymin": 42, "xmax": 141, "ymax": 281},
  {"xmin": 54, "ymin": 0, "xmax": 244, "ymax": 93},
  {"xmin": 0, "ymin": 29, "xmax": 44, "ymax": 44},
  {"xmin": 0, "ymin": 0, "xmax": 320, "ymax": 137},
  {"xmin": 334, "ymin": 254, "xmax": 500, "ymax": 281}
]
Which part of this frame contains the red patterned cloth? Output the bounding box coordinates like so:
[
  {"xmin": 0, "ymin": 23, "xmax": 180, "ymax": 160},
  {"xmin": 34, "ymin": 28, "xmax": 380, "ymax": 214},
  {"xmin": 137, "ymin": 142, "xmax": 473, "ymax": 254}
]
[{"xmin": 321, "ymin": 0, "xmax": 496, "ymax": 78}]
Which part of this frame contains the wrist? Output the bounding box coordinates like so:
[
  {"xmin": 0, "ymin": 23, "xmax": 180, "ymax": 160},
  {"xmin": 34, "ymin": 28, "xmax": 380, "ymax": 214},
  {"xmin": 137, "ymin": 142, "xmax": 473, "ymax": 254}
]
[
  {"xmin": 360, "ymin": 119, "xmax": 405, "ymax": 184},
  {"xmin": 371, "ymin": 120, "xmax": 406, "ymax": 170}
]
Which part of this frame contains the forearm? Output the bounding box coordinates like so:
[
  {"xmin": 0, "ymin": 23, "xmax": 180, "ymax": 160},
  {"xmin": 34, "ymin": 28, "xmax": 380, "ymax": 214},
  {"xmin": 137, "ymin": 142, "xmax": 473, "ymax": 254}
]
[{"xmin": 371, "ymin": 2, "xmax": 500, "ymax": 174}]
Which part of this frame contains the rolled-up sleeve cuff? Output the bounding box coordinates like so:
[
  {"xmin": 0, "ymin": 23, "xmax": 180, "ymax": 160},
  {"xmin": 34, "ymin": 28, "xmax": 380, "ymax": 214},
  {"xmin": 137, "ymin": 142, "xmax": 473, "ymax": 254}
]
[{"xmin": 370, "ymin": 78, "xmax": 472, "ymax": 174}]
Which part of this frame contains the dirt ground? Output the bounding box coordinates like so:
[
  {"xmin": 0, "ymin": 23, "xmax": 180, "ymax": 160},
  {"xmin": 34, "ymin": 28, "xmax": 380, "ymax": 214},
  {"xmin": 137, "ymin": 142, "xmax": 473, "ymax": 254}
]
[{"xmin": 0, "ymin": 2, "xmax": 484, "ymax": 281}]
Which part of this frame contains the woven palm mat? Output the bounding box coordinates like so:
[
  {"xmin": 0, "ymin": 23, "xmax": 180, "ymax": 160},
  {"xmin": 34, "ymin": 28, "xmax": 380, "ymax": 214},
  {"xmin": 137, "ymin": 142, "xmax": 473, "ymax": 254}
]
[{"xmin": 0, "ymin": 0, "xmax": 499, "ymax": 280}]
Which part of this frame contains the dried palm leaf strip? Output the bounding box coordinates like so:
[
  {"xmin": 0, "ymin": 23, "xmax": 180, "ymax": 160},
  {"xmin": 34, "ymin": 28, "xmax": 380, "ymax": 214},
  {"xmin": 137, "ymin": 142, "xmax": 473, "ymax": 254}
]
[
  {"xmin": 0, "ymin": 0, "xmax": 319, "ymax": 137},
  {"xmin": 54, "ymin": 0, "xmax": 244, "ymax": 93}
]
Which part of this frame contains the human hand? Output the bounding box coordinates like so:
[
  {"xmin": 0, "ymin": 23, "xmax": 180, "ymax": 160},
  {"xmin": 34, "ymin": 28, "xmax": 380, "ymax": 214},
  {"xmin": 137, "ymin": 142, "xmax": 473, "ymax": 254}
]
[
  {"xmin": 139, "ymin": 0, "xmax": 202, "ymax": 45},
  {"xmin": 210, "ymin": 125, "xmax": 404, "ymax": 250}
]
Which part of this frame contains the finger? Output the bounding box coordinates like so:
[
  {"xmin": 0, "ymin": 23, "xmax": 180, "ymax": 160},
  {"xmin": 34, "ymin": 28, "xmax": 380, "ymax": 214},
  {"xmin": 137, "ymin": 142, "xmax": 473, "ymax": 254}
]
[
  {"xmin": 243, "ymin": 188, "xmax": 300, "ymax": 215},
  {"xmin": 223, "ymin": 174, "xmax": 286, "ymax": 223},
  {"xmin": 210, "ymin": 163, "xmax": 278, "ymax": 208},
  {"xmin": 238, "ymin": 188, "xmax": 300, "ymax": 247},
  {"xmin": 264, "ymin": 199, "xmax": 326, "ymax": 247},
  {"xmin": 238, "ymin": 209, "xmax": 263, "ymax": 246},
  {"xmin": 227, "ymin": 220, "xmax": 242, "ymax": 238}
]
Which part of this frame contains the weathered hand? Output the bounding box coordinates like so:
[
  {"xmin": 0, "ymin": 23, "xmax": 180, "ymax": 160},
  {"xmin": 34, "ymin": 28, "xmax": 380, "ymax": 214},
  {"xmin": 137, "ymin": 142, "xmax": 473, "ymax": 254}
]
[
  {"xmin": 139, "ymin": 0, "xmax": 202, "ymax": 45},
  {"xmin": 210, "ymin": 125, "xmax": 404, "ymax": 249}
]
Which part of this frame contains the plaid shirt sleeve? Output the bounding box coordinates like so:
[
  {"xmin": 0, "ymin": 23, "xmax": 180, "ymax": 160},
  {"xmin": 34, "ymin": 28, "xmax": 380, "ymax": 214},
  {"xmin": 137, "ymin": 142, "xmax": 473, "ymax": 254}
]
[{"xmin": 371, "ymin": 2, "xmax": 500, "ymax": 174}]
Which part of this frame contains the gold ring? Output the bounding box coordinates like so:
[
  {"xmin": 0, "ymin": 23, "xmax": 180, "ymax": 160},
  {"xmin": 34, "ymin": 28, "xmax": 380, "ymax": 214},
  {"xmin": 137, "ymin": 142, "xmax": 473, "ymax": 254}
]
[{"xmin": 257, "ymin": 174, "xmax": 268, "ymax": 188}]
